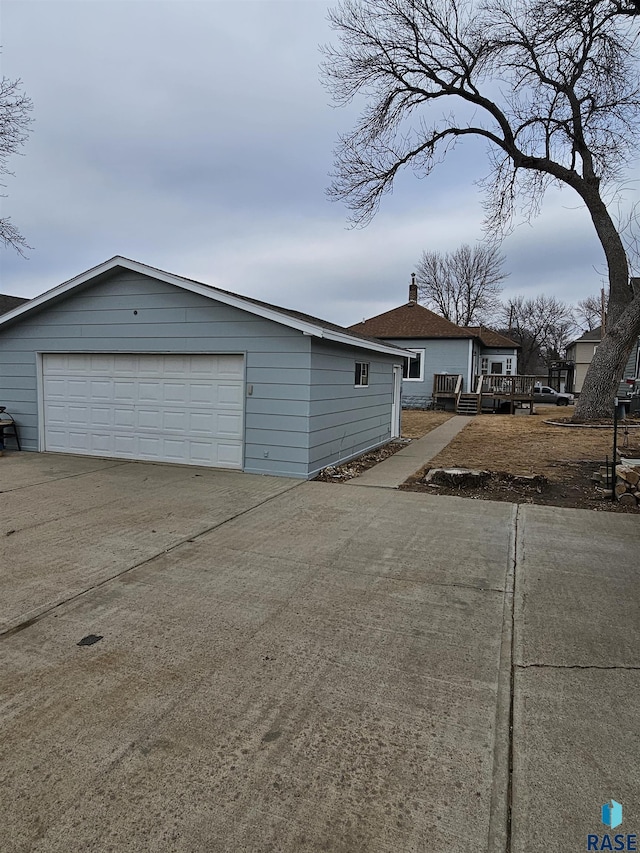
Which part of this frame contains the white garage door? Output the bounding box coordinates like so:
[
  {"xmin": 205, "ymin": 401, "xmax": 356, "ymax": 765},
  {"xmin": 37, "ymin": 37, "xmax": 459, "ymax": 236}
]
[{"xmin": 43, "ymin": 353, "xmax": 245, "ymax": 468}]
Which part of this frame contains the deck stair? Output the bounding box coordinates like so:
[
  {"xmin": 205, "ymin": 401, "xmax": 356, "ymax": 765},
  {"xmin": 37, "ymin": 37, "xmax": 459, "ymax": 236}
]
[{"xmin": 456, "ymin": 393, "xmax": 481, "ymax": 415}]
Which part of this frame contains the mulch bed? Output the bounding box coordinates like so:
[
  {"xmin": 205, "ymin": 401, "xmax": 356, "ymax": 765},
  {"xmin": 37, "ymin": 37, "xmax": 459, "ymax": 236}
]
[{"xmin": 314, "ymin": 440, "xmax": 410, "ymax": 482}]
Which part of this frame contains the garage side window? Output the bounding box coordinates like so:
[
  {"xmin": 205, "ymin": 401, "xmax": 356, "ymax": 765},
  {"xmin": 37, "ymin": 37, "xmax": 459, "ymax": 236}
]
[
  {"xmin": 402, "ymin": 349, "xmax": 425, "ymax": 381},
  {"xmin": 355, "ymin": 362, "xmax": 369, "ymax": 387}
]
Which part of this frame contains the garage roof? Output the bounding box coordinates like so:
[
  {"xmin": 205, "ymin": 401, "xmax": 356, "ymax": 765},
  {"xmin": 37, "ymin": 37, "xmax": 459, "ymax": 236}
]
[{"xmin": 0, "ymin": 257, "xmax": 410, "ymax": 359}]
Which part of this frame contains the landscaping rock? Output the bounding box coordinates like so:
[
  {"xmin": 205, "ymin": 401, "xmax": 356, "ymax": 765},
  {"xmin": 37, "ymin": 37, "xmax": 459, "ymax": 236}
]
[{"xmin": 424, "ymin": 468, "xmax": 491, "ymax": 488}]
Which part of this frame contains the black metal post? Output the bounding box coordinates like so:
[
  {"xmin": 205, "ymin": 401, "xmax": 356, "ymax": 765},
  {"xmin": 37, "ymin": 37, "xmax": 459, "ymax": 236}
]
[{"xmin": 612, "ymin": 398, "xmax": 618, "ymax": 502}]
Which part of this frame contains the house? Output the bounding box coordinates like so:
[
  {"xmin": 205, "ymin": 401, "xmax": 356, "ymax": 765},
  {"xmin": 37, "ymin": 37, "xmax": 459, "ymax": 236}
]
[
  {"xmin": 566, "ymin": 326, "xmax": 640, "ymax": 396},
  {"xmin": 0, "ymin": 257, "xmax": 410, "ymax": 478},
  {"xmin": 348, "ymin": 280, "xmax": 519, "ymax": 409},
  {"xmin": 0, "ymin": 294, "xmax": 28, "ymax": 315}
]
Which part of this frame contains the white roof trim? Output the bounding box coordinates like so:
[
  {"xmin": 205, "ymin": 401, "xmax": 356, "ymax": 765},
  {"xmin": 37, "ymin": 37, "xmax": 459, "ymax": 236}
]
[{"xmin": 0, "ymin": 257, "xmax": 410, "ymax": 358}]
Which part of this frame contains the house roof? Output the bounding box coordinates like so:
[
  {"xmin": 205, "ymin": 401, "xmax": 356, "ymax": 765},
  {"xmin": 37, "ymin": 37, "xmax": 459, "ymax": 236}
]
[
  {"xmin": 464, "ymin": 325, "xmax": 520, "ymax": 349},
  {"xmin": 567, "ymin": 325, "xmax": 602, "ymax": 346},
  {"xmin": 0, "ymin": 293, "xmax": 29, "ymax": 315},
  {"xmin": 0, "ymin": 257, "xmax": 410, "ymax": 359},
  {"xmin": 349, "ymin": 301, "xmax": 475, "ymax": 339},
  {"xmin": 348, "ymin": 301, "xmax": 519, "ymax": 348}
]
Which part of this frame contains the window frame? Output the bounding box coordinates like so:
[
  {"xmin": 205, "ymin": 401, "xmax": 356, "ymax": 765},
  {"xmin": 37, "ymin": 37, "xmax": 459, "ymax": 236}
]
[
  {"xmin": 481, "ymin": 357, "xmax": 489, "ymax": 375},
  {"xmin": 354, "ymin": 361, "xmax": 370, "ymax": 388},
  {"xmin": 402, "ymin": 348, "xmax": 425, "ymax": 382}
]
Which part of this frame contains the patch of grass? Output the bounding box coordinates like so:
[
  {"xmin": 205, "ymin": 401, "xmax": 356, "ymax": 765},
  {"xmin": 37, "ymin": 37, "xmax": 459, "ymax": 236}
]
[
  {"xmin": 425, "ymin": 406, "xmax": 640, "ymax": 482},
  {"xmin": 401, "ymin": 409, "xmax": 454, "ymax": 439}
]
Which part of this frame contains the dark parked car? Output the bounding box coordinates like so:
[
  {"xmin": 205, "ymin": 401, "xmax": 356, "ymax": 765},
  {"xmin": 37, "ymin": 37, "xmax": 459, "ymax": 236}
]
[{"xmin": 533, "ymin": 385, "xmax": 575, "ymax": 406}]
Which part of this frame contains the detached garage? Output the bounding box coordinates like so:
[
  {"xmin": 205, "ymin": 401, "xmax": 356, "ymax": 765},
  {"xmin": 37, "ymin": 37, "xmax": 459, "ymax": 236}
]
[{"xmin": 0, "ymin": 257, "xmax": 407, "ymax": 478}]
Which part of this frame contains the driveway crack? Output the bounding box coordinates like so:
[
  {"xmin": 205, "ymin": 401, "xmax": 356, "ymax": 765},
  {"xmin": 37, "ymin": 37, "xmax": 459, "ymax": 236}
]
[{"xmin": 516, "ymin": 663, "xmax": 640, "ymax": 671}]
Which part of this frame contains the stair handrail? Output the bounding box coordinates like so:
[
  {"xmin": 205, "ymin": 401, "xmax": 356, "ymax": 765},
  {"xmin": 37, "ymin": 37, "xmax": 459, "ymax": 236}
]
[{"xmin": 454, "ymin": 374, "xmax": 463, "ymax": 408}]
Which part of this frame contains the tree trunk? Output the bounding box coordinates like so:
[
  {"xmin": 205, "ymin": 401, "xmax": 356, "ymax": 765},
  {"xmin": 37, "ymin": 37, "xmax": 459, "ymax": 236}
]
[
  {"xmin": 571, "ymin": 182, "xmax": 640, "ymax": 420},
  {"xmin": 573, "ymin": 293, "xmax": 640, "ymax": 420}
]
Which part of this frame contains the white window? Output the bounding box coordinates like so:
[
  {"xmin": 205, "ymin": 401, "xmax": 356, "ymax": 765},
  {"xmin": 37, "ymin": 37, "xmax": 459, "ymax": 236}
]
[
  {"xmin": 481, "ymin": 357, "xmax": 489, "ymax": 375},
  {"xmin": 402, "ymin": 348, "xmax": 425, "ymax": 382},
  {"xmin": 505, "ymin": 357, "xmax": 513, "ymax": 376},
  {"xmin": 355, "ymin": 362, "xmax": 369, "ymax": 387}
]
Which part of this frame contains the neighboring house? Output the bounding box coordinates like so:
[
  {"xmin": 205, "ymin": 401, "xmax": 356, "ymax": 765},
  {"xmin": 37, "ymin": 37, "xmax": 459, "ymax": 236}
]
[
  {"xmin": 565, "ymin": 327, "xmax": 601, "ymax": 394},
  {"xmin": 566, "ymin": 326, "xmax": 640, "ymax": 396},
  {"xmin": 348, "ymin": 281, "xmax": 519, "ymax": 409},
  {"xmin": 0, "ymin": 294, "xmax": 28, "ymax": 315},
  {"xmin": 0, "ymin": 257, "xmax": 409, "ymax": 478}
]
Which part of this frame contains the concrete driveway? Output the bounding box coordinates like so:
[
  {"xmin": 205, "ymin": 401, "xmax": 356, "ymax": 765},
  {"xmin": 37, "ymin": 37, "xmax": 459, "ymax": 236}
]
[{"xmin": 1, "ymin": 454, "xmax": 638, "ymax": 852}]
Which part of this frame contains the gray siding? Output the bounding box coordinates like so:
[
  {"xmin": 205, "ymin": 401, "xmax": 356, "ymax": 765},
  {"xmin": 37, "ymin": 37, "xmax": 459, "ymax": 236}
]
[
  {"xmin": 386, "ymin": 337, "xmax": 471, "ymax": 408},
  {"xmin": 308, "ymin": 342, "xmax": 399, "ymax": 475},
  {"xmin": 0, "ymin": 270, "xmax": 314, "ymax": 477}
]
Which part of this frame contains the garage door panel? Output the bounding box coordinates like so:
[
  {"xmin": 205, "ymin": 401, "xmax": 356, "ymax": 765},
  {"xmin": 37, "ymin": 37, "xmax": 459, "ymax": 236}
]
[
  {"xmin": 137, "ymin": 408, "xmax": 163, "ymax": 429},
  {"xmin": 189, "ymin": 412, "xmax": 215, "ymax": 433},
  {"xmin": 44, "ymin": 378, "xmax": 67, "ymax": 399},
  {"xmin": 138, "ymin": 382, "xmax": 162, "ymax": 403},
  {"xmin": 45, "ymin": 428, "xmax": 68, "ymax": 451},
  {"xmin": 89, "ymin": 380, "xmax": 112, "ymax": 400},
  {"xmin": 162, "ymin": 410, "xmax": 187, "ymax": 431},
  {"xmin": 216, "ymin": 413, "xmax": 243, "ymax": 436},
  {"xmin": 113, "ymin": 380, "xmax": 136, "ymax": 402},
  {"xmin": 90, "ymin": 355, "xmax": 113, "ymax": 372},
  {"xmin": 89, "ymin": 407, "xmax": 111, "ymax": 427},
  {"xmin": 218, "ymin": 384, "xmax": 244, "ymax": 406},
  {"xmin": 45, "ymin": 404, "xmax": 67, "ymax": 426},
  {"xmin": 89, "ymin": 433, "xmax": 112, "ymax": 453},
  {"xmin": 190, "ymin": 384, "xmax": 217, "ymax": 406},
  {"xmin": 43, "ymin": 354, "xmax": 244, "ymax": 468},
  {"xmin": 162, "ymin": 438, "xmax": 189, "ymax": 461},
  {"xmin": 68, "ymin": 406, "xmax": 91, "ymax": 427},
  {"xmin": 163, "ymin": 383, "xmax": 188, "ymax": 404},
  {"xmin": 137, "ymin": 356, "xmax": 165, "ymax": 376},
  {"xmin": 113, "ymin": 434, "xmax": 136, "ymax": 455},
  {"xmin": 216, "ymin": 443, "xmax": 244, "ymax": 466},
  {"xmin": 114, "ymin": 407, "xmax": 135, "ymax": 428}
]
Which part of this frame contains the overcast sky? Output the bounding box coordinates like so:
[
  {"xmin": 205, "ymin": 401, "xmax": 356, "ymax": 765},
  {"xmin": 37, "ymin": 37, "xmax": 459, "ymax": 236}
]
[{"xmin": 1, "ymin": 0, "xmax": 636, "ymax": 326}]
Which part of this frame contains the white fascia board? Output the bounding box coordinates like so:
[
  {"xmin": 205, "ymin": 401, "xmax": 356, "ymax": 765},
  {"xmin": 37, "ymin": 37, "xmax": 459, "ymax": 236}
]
[{"xmin": 0, "ymin": 257, "xmax": 409, "ymax": 358}]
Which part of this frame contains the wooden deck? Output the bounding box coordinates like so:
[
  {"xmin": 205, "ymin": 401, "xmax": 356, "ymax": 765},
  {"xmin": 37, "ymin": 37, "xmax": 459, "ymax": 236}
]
[{"xmin": 432, "ymin": 374, "xmax": 543, "ymax": 414}]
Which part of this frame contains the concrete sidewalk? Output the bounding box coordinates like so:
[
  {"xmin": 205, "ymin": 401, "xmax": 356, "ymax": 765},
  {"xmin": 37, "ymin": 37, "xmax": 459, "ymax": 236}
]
[{"xmin": 349, "ymin": 415, "xmax": 473, "ymax": 488}]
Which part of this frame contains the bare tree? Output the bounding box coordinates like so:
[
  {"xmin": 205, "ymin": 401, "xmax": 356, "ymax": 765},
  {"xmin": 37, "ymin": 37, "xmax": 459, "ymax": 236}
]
[
  {"xmin": 0, "ymin": 73, "xmax": 33, "ymax": 255},
  {"xmin": 501, "ymin": 294, "xmax": 579, "ymax": 373},
  {"xmin": 576, "ymin": 292, "xmax": 606, "ymax": 330},
  {"xmin": 416, "ymin": 242, "xmax": 507, "ymax": 325},
  {"xmin": 322, "ymin": 0, "xmax": 640, "ymax": 419}
]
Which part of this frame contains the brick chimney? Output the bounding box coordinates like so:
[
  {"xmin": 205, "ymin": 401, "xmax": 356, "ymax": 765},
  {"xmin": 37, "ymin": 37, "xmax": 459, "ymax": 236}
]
[{"xmin": 409, "ymin": 273, "xmax": 418, "ymax": 304}]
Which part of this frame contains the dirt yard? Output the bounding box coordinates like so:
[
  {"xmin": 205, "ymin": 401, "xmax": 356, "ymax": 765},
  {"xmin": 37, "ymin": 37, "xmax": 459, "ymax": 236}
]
[{"xmin": 402, "ymin": 406, "xmax": 640, "ymax": 511}]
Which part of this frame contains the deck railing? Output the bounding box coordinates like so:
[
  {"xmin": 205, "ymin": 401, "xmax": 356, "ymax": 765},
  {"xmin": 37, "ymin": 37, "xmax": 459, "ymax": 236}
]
[
  {"xmin": 474, "ymin": 375, "xmax": 538, "ymax": 396},
  {"xmin": 433, "ymin": 374, "xmax": 463, "ymax": 396}
]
